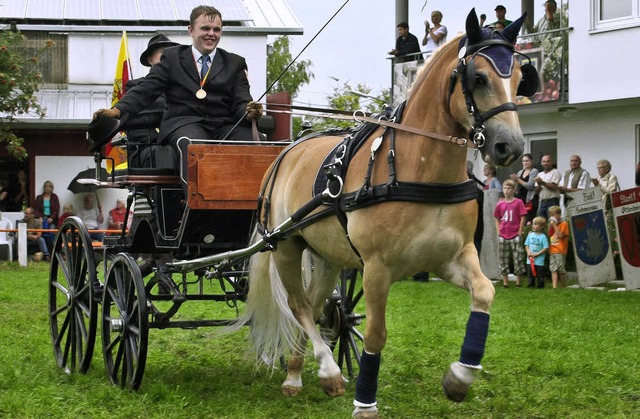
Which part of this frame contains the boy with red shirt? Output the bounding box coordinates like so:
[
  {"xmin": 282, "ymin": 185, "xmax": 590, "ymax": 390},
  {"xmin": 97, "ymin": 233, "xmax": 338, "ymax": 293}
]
[{"xmin": 494, "ymin": 179, "xmax": 527, "ymax": 288}]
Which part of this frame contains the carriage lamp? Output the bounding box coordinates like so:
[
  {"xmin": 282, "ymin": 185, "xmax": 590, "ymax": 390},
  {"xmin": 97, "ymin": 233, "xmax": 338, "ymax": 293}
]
[{"xmin": 203, "ymin": 234, "xmax": 215, "ymax": 244}]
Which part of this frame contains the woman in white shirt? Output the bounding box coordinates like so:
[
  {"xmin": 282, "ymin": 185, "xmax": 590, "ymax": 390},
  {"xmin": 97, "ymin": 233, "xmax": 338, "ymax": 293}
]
[{"xmin": 422, "ymin": 10, "xmax": 448, "ymax": 52}]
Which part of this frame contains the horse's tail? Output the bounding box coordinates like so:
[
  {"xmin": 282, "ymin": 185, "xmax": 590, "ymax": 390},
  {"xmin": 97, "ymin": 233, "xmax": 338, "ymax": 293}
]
[{"xmin": 232, "ymin": 232, "xmax": 304, "ymax": 366}]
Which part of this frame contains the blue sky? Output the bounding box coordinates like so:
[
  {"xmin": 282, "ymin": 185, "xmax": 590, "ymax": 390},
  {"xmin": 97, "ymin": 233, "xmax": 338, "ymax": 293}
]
[{"xmin": 284, "ymin": 0, "xmax": 524, "ymax": 107}]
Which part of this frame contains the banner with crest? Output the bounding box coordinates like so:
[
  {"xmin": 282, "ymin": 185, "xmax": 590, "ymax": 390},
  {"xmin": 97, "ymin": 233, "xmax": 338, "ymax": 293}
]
[
  {"xmin": 611, "ymin": 187, "xmax": 640, "ymax": 289},
  {"xmin": 565, "ymin": 187, "xmax": 616, "ymax": 287}
]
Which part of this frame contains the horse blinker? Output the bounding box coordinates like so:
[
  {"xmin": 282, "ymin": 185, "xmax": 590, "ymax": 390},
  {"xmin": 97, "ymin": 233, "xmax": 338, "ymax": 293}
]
[{"xmin": 517, "ymin": 63, "xmax": 540, "ymax": 97}]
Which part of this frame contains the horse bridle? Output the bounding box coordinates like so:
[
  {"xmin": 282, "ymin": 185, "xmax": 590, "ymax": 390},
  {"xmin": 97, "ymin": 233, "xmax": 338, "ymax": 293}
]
[{"xmin": 448, "ymin": 38, "xmax": 521, "ymax": 149}]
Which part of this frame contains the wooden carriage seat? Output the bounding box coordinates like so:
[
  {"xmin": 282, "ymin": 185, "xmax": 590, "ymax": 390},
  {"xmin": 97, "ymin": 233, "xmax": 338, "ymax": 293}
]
[{"xmin": 187, "ymin": 144, "xmax": 284, "ymax": 210}]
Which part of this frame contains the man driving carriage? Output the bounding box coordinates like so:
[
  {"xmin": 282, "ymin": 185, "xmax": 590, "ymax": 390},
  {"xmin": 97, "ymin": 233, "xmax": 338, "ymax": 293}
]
[{"xmin": 93, "ymin": 5, "xmax": 264, "ymax": 194}]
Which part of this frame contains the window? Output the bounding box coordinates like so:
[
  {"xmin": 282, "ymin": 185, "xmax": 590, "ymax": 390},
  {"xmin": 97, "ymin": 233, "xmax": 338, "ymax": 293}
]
[
  {"xmin": 592, "ymin": 0, "xmax": 640, "ymax": 31},
  {"xmin": 22, "ymin": 32, "xmax": 68, "ymax": 88}
]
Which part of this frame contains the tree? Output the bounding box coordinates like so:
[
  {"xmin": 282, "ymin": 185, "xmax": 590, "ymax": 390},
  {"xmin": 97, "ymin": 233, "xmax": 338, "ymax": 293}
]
[
  {"xmin": 0, "ymin": 30, "xmax": 50, "ymax": 160},
  {"xmin": 267, "ymin": 36, "xmax": 313, "ymax": 98}
]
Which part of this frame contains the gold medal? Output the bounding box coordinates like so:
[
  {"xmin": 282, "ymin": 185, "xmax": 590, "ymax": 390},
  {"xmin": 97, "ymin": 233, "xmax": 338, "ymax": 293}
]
[{"xmin": 196, "ymin": 89, "xmax": 207, "ymax": 99}]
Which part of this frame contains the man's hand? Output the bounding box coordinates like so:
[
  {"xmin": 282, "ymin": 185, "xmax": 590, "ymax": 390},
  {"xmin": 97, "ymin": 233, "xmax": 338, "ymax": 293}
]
[
  {"xmin": 246, "ymin": 101, "xmax": 263, "ymax": 122},
  {"xmin": 93, "ymin": 107, "xmax": 120, "ymax": 120}
]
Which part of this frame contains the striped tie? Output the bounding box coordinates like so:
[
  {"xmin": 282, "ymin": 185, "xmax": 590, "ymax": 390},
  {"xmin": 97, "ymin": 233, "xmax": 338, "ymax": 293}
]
[{"xmin": 200, "ymin": 55, "xmax": 210, "ymax": 79}]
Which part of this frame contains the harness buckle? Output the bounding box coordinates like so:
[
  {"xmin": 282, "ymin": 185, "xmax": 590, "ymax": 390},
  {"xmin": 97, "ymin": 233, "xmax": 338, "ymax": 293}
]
[{"xmin": 473, "ymin": 126, "xmax": 486, "ymax": 148}]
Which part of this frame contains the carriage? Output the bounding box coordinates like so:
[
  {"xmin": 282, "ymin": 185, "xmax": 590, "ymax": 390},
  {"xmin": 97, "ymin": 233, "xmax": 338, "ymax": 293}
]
[
  {"xmin": 48, "ymin": 9, "xmax": 536, "ymax": 418},
  {"xmin": 47, "ymin": 111, "xmax": 365, "ymax": 391}
]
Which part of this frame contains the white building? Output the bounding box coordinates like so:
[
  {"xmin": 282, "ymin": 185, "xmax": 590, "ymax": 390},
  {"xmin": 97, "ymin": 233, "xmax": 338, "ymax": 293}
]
[
  {"xmin": 0, "ymin": 0, "xmax": 302, "ymax": 228},
  {"xmin": 503, "ymin": 0, "xmax": 640, "ymax": 188}
]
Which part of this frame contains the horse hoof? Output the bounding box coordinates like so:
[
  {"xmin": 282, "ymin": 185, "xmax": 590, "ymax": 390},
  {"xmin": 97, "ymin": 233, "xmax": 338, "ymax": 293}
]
[
  {"xmin": 352, "ymin": 406, "xmax": 378, "ymax": 418},
  {"xmin": 319, "ymin": 375, "xmax": 345, "ymax": 397},
  {"xmin": 442, "ymin": 369, "xmax": 470, "ymax": 402},
  {"xmin": 282, "ymin": 384, "xmax": 303, "ymax": 397}
]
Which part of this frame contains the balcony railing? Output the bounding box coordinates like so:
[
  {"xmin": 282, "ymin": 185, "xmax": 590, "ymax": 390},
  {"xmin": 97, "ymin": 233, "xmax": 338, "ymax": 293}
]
[
  {"xmin": 515, "ymin": 27, "xmax": 570, "ymax": 106},
  {"xmin": 389, "ymin": 27, "xmax": 571, "ymax": 107}
]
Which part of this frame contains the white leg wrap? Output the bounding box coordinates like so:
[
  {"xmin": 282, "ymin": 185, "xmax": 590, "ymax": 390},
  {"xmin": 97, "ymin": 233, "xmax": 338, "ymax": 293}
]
[{"xmin": 451, "ymin": 361, "xmax": 478, "ymax": 386}]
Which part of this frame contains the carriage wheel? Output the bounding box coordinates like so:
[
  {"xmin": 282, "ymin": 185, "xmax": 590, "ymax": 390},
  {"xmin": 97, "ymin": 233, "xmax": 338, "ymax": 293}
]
[
  {"xmin": 320, "ymin": 269, "xmax": 365, "ymax": 378},
  {"xmin": 48, "ymin": 216, "xmax": 98, "ymax": 374},
  {"xmin": 101, "ymin": 253, "xmax": 149, "ymax": 390}
]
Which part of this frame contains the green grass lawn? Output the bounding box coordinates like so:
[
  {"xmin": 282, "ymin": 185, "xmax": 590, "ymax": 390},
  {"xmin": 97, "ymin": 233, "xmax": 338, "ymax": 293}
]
[{"xmin": 1, "ymin": 261, "xmax": 639, "ymax": 418}]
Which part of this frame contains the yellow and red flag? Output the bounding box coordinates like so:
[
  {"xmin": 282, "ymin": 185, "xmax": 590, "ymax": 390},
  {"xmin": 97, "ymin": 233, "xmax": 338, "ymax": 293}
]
[{"xmin": 105, "ymin": 31, "xmax": 132, "ymax": 172}]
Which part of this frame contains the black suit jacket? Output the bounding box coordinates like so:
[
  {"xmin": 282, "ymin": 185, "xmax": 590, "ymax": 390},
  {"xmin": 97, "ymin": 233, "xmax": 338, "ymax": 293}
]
[{"xmin": 115, "ymin": 45, "xmax": 253, "ymax": 142}]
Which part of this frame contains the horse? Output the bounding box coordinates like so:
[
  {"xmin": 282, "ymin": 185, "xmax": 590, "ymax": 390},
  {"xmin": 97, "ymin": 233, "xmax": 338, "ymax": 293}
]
[{"xmin": 240, "ymin": 9, "xmax": 532, "ymax": 418}]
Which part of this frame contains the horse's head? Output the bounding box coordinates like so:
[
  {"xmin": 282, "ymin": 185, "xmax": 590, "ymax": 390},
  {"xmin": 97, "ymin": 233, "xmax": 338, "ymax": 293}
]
[{"xmin": 448, "ymin": 9, "xmax": 531, "ymax": 166}]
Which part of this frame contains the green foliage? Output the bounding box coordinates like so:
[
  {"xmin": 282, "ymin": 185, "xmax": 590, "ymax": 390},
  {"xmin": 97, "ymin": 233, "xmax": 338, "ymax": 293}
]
[
  {"xmin": 266, "ymin": 36, "xmax": 313, "ymax": 98},
  {"xmin": 0, "ymin": 30, "xmax": 51, "ymax": 160},
  {"xmin": 305, "ymin": 80, "xmax": 391, "ymax": 133},
  {"xmin": 2, "ymin": 261, "xmax": 639, "ymax": 418}
]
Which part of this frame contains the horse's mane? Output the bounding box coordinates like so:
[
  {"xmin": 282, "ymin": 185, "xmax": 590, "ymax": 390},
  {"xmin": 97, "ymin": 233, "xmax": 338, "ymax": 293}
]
[{"xmin": 408, "ymin": 34, "xmax": 463, "ymax": 98}]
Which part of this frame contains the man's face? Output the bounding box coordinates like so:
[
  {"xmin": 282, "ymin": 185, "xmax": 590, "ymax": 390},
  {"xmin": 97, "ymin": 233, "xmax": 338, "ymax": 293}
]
[
  {"xmin": 148, "ymin": 48, "xmax": 164, "ymax": 66},
  {"xmin": 397, "ymin": 26, "xmax": 407, "ymax": 38},
  {"xmin": 541, "ymin": 156, "xmax": 553, "ymax": 172},
  {"xmin": 24, "ymin": 209, "xmax": 34, "ymax": 220},
  {"xmin": 495, "ymin": 9, "xmax": 506, "ymax": 20},
  {"xmin": 189, "ymin": 14, "xmax": 222, "ymax": 55},
  {"xmin": 569, "ymin": 156, "xmax": 581, "ymax": 170},
  {"xmin": 546, "ymin": 2, "xmax": 557, "ymax": 13}
]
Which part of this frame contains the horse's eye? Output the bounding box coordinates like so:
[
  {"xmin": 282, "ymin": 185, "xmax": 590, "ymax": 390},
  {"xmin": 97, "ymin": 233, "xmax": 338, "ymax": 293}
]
[{"xmin": 475, "ymin": 74, "xmax": 487, "ymax": 86}]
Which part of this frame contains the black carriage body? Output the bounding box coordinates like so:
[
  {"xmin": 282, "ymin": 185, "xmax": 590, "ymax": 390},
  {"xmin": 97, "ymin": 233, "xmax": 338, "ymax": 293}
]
[{"xmin": 102, "ymin": 184, "xmax": 256, "ymax": 258}]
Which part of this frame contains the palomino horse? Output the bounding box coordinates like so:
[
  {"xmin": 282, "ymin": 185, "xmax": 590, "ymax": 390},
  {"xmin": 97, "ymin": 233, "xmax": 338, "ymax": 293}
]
[{"xmin": 242, "ymin": 9, "xmax": 532, "ymax": 418}]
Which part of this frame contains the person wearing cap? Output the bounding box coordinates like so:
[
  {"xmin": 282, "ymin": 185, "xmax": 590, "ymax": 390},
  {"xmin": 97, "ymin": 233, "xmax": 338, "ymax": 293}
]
[
  {"xmin": 93, "ymin": 5, "xmax": 263, "ymax": 193},
  {"xmin": 124, "ymin": 34, "xmax": 180, "ymax": 168},
  {"xmin": 491, "ymin": 5, "xmax": 512, "ymax": 28},
  {"xmin": 527, "ymin": 0, "xmax": 560, "ymax": 34}
]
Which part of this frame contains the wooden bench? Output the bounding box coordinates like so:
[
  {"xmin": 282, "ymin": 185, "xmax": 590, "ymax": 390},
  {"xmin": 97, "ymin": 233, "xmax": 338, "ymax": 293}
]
[{"xmin": 187, "ymin": 144, "xmax": 284, "ymax": 210}]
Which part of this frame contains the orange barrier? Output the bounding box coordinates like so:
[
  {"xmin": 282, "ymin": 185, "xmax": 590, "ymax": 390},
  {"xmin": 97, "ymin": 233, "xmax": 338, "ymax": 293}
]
[{"xmin": 0, "ymin": 228, "xmax": 125, "ymax": 234}]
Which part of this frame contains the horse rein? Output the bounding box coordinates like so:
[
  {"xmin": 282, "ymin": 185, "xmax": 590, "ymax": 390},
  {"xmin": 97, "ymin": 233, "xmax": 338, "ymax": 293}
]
[
  {"xmin": 351, "ymin": 111, "xmax": 475, "ymax": 149},
  {"xmin": 333, "ymin": 39, "xmax": 522, "ymax": 152}
]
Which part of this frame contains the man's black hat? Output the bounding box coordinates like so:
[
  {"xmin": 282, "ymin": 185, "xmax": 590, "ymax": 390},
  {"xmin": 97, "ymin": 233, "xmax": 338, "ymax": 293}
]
[
  {"xmin": 87, "ymin": 115, "xmax": 121, "ymax": 152},
  {"xmin": 140, "ymin": 34, "xmax": 179, "ymax": 67}
]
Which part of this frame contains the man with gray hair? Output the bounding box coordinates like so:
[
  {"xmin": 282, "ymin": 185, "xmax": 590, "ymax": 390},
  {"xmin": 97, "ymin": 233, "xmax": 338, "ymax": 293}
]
[{"xmin": 558, "ymin": 155, "xmax": 591, "ymax": 195}]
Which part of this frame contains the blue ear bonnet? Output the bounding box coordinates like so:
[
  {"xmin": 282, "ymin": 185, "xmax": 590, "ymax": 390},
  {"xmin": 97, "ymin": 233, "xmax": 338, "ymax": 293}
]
[{"xmin": 458, "ymin": 29, "xmax": 515, "ymax": 78}]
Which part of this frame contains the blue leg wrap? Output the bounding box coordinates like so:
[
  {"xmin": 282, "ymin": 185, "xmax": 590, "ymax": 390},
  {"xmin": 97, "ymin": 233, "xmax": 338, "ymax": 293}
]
[
  {"xmin": 459, "ymin": 311, "xmax": 490, "ymax": 366},
  {"xmin": 355, "ymin": 351, "xmax": 381, "ymax": 405}
]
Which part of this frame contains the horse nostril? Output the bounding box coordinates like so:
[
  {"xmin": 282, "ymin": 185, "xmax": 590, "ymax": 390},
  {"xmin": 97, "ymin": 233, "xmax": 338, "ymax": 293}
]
[{"xmin": 495, "ymin": 142, "xmax": 509, "ymax": 158}]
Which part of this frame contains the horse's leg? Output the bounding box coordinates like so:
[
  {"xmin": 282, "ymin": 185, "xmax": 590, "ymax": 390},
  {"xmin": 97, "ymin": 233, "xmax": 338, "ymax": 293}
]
[
  {"xmin": 282, "ymin": 330, "xmax": 308, "ymax": 396},
  {"xmin": 352, "ymin": 262, "xmax": 392, "ymax": 419},
  {"xmin": 273, "ymin": 241, "xmax": 345, "ymax": 397},
  {"xmin": 442, "ymin": 243, "xmax": 495, "ymax": 402},
  {"xmin": 282, "ymin": 249, "xmax": 341, "ymax": 396}
]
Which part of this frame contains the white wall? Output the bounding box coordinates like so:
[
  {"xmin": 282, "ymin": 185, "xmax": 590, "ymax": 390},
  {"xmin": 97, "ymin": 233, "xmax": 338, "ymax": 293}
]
[
  {"xmin": 34, "ymin": 156, "xmax": 128, "ymax": 230},
  {"xmin": 68, "ymin": 32, "xmax": 268, "ymax": 100},
  {"xmin": 568, "ymin": 4, "xmax": 640, "ymax": 104},
  {"xmin": 519, "ymin": 104, "xmax": 639, "ymax": 190}
]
